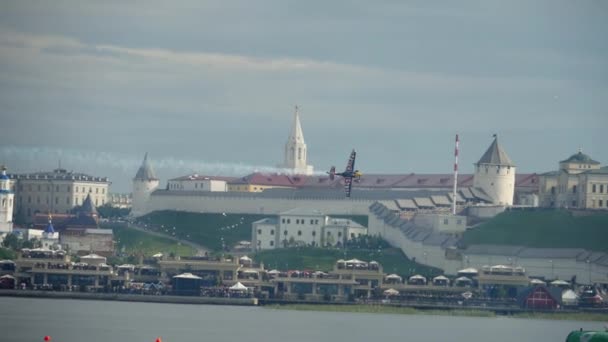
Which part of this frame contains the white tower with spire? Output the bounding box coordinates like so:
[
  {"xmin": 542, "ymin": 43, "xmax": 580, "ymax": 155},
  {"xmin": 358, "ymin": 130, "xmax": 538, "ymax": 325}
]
[
  {"xmin": 0, "ymin": 166, "xmax": 14, "ymax": 235},
  {"xmin": 131, "ymin": 153, "xmax": 160, "ymax": 217},
  {"xmin": 473, "ymin": 135, "xmax": 516, "ymax": 206},
  {"xmin": 283, "ymin": 106, "xmax": 314, "ymax": 175}
]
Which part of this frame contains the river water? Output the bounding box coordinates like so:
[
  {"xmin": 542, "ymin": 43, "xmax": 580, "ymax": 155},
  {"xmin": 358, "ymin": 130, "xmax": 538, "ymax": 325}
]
[{"xmin": 0, "ymin": 297, "xmax": 604, "ymax": 342}]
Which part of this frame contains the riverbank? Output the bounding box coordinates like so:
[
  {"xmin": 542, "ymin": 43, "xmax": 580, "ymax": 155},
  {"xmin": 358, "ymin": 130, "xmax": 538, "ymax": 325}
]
[
  {"xmin": 266, "ymin": 304, "xmax": 608, "ymax": 322},
  {"xmin": 2, "ymin": 290, "xmax": 607, "ymax": 322},
  {"xmin": 0, "ymin": 290, "xmax": 258, "ymax": 306}
]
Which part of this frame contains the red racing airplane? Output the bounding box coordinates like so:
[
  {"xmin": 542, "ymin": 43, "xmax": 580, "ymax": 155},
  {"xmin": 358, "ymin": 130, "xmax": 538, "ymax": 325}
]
[{"xmin": 328, "ymin": 149, "xmax": 362, "ymax": 198}]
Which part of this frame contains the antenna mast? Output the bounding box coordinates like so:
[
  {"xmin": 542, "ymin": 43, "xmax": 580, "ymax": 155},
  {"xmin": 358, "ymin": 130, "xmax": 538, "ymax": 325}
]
[{"xmin": 452, "ymin": 134, "xmax": 459, "ymax": 215}]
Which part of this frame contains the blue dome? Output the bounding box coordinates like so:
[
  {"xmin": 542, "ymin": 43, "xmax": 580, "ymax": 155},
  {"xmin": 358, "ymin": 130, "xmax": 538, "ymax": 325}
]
[{"xmin": 45, "ymin": 222, "xmax": 55, "ymax": 234}]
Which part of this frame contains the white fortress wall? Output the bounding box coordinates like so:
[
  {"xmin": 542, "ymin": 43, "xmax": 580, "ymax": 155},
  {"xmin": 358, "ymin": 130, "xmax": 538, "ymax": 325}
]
[
  {"xmin": 368, "ymin": 203, "xmax": 608, "ymax": 283},
  {"xmin": 145, "ymin": 191, "xmax": 373, "ymax": 216}
]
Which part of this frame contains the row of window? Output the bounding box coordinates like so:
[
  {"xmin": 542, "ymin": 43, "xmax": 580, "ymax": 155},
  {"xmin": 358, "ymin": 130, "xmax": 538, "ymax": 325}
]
[
  {"xmin": 590, "ymin": 199, "xmax": 608, "ymax": 208},
  {"xmin": 257, "ymin": 229, "xmax": 351, "ymax": 238},
  {"xmin": 281, "ymin": 218, "xmax": 320, "ymax": 225},
  {"xmin": 18, "ymin": 184, "xmax": 105, "ymax": 194},
  {"xmin": 591, "ymin": 184, "xmax": 606, "ymax": 194},
  {"xmin": 20, "ymin": 196, "xmax": 105, "ymax": 206}
]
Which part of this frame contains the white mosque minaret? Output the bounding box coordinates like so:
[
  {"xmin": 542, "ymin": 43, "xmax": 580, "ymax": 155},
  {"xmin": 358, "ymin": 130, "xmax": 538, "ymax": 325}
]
[
  {"xmin": 131, "ymin": 153, "xmax": 160, "ymax": 217},
  {"xmin": 473, "ymin": 135, "xmax": 516, "ymax": 206},
  {"xmin": 282, "ymin": 106, "xmax": 314, "ymax": 175}
]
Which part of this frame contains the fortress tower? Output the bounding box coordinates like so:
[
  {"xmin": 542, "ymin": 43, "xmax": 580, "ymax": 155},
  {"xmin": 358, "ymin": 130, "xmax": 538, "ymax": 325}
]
[
  {"xmin": 131, "ymin": 153, "xmax": 159, "ymax": 217},
  {"xmin": 473, "ymin": 135, "xmax": 516, "ymax": 206},
  {"xmin": 0, "ymin": 166, "xmax": 14, "ymax": 235},
  {"xmin": 283, "ymin": 106, "xmax": 314, "ymax": 175}
]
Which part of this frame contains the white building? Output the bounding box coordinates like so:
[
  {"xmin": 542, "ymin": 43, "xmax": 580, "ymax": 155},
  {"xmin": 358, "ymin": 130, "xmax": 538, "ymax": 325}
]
[
  {"xmin": 131, "ymin": 153, "xmax": 160, "ymax": 217},
  {"xmin": 0, "ymin": 166, "xmax": 14, "ymax": 235},
  {"xmin": 252, "ymin": 208, "xmax": 367, "ymax": 251},
  {"xmin": 538, "ymin": 150, "xmax": 608, "ymax": 210},
  {"xmin": 167, "ymin": 174, "xmax": 229, "ymax": 192},
  {"xmin": 282, "ymin": 106, "xmax": 314, "ymax": 175},
  {"xmin": 473, "ymin": 135, "xmax": 516, "ymax": 206},
  {"xmin": 8, "ymin": 168, "xmax": 110, "ymax": 223}
]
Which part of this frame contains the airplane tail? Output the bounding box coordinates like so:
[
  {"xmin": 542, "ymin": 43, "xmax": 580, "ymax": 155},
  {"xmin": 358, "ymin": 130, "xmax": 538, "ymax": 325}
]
[{"xmin": 328, "ymin": 166, "xmax": 336, "ymax": 180}]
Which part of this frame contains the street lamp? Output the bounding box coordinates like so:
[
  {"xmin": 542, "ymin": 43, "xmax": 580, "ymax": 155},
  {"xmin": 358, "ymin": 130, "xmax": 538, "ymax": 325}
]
[{"xmin": 549, "ymin": 260, "xmax": 554, "ymax": 279}]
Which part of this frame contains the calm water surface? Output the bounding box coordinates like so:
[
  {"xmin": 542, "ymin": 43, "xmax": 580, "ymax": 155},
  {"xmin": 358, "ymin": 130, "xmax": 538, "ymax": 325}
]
[{"xmin": 0, "ymin": 297, "xmax": 604, "ymax": 342}]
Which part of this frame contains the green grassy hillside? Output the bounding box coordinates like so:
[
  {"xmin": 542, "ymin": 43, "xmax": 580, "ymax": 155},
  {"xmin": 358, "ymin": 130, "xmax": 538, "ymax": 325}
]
[
  {"xmin": 138, "ymin": 211, "xmax": 369, "ymax": 252},
  {"xmin": 137, "ymin": 211, "xmax": 268, "ymax": 251},
  {"xmin": 254, "ymin": 247, "xmax": 442, "ymax": 277},
  {"xmin": 113, "ymin": 226, "xmax": 196, "ymax": 257},
  {"xmin": 461, "ymin": 209, "xmax": 608, "ymax": 252}
]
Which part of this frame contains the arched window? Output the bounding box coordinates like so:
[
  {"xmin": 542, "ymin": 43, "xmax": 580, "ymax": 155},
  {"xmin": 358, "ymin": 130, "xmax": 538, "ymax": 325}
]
[{"xmin": 298, "ymin": 148, "xmax": 302, "ymax": 160}]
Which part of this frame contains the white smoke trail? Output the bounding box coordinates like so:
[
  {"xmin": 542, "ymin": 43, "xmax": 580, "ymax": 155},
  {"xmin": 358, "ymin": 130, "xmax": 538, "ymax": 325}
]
[{"xmin": 0, "ymin": 146, "xmax": 327, "ymax": 192}]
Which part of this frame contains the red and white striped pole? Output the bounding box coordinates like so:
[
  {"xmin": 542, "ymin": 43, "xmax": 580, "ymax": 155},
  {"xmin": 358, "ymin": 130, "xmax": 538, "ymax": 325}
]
[{"xmin": 452, "ymin": 134, "xmax": 459, "ymax": 215}]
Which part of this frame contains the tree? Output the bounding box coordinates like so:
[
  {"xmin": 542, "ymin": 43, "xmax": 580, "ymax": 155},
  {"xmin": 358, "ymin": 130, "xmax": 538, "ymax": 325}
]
[
  {"xmin": 2, "ymin": 233, "xmax": 20, "ymax": 250},
  {"xmin": 22, "ymin": 238, "xmax": 41, "ymax": 249}
]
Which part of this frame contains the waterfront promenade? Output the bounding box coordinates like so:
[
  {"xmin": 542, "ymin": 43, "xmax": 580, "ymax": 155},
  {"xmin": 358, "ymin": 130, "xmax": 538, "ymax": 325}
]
[{"xmin": 0, "ymin": 289, "xmax": 258, "ymax": 306}]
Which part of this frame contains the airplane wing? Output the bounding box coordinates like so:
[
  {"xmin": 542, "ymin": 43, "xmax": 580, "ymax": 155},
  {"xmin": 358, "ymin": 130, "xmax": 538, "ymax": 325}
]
[
  {"xmin": 345, "ymin": 150, "xmax": 356, "ymax": 173},
  {"xmin": 344, "ymin": 176, "xmax": 353, "ymax": 197}
]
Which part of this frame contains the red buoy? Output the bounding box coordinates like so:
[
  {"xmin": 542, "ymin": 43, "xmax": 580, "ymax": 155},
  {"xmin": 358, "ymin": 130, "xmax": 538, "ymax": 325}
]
[
  {"xmin": 156, "ymin": 338, "xmax": 162, "ymax": 342},
  {"xmin": 44, "ymin": 336, "xmax": 51, "ymax": 341}
]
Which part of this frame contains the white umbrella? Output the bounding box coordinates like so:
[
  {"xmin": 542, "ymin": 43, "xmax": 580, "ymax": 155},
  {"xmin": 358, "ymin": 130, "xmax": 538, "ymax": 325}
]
[
  {"xmin": 550, "ymin": 280, "xmax": 569, "ymax": 286},
  {"xmin": 561, "ymin": 289, "xmax": 579, "ymax": 305},
  {"xmin": 461, "ymin": 291, "xmax": 473, "ymax": 299},
  {"xmin": 383, "ymin": 288, "xmax": 400, "ymax": 296},
  {"xmin": 267, "ymin": 269, "xmax": 280, "ymax": 275}
]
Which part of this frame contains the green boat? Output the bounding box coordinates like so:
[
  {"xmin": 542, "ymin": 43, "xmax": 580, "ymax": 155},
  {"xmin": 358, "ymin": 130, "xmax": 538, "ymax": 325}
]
[{"xmin": 566, "ymin": 329, "xmax": 608, "ymax": 342}]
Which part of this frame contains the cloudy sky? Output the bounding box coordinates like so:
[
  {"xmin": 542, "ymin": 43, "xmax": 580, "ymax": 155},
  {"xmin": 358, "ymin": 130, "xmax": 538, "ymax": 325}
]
[{"xmin": 0, "ymin": 1, "xmax": 607, "ymax": 191}]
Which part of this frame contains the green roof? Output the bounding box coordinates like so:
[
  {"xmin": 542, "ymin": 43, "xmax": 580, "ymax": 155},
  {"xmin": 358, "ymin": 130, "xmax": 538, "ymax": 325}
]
[{"xmin": 560, "ymin": 151, "xmax": 600, "ymax": 165}]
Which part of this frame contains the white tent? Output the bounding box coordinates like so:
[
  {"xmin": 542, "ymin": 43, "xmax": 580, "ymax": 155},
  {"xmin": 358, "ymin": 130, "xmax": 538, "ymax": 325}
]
[
  {"xmin": 562, "ymin": 289, "xmax": 579, "ymax": 306},
  {"xmin": 457, "ymin": 268, "xmax": 478, "ymax": 276},
  {"xmin": 229, "ymin": 282, "xmax": 248, "ymax": 291},
  {"xmin": 530, "ymin": 278, "xmax": 546, "ymax": 285},
  {"xmin": 550, "ymin": 280, "xmax": 570, "ymax": 286},
  {"xmin": 386, "ymin": 274, "xmax": 403, "ymax": 281},
  {"xmin": 173, "ymin": 273, "xmax": 202, "ymax": 280},
  {"xmin": 455, "ymin": 276, "xmax": 473, "ymax": 287},
  {"xmin": 239, "ymin": 256, "xmax": 252, "ymax": 261},
  {"xmin": 408, "ymin": 274, "xmax": 427, "ymax": 284},
  {"xmin": 383, "ymin": 288, "xmax": 400, "ymax": 296},
  {"xmin": 432, "ymin": 275, "xmax": 450, "ymax": 286}
]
